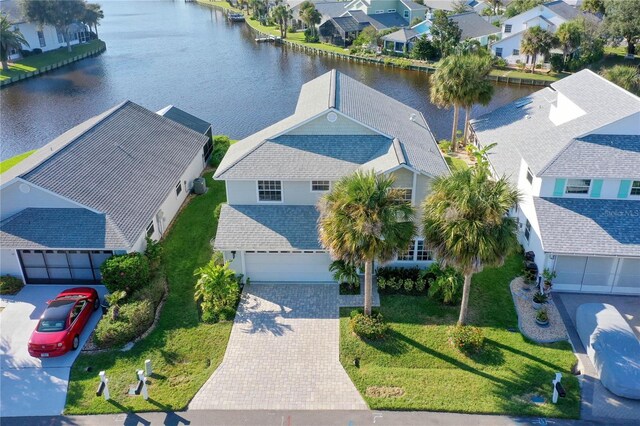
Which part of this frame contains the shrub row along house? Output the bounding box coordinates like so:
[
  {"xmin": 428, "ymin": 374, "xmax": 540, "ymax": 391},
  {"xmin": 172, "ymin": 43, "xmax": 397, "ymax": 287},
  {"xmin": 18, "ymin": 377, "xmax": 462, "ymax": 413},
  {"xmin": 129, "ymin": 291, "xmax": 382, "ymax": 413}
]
[
  {"xmin": 0, "ymin": 102, "xmax": 212, "ymax": 284},
  {"xmin": 470, "ymin": 70, "xmax": 640, "ymax": 295},
  {"xmin": 213, "ymin": 70, "xmax": 449, "ymax": 281}
]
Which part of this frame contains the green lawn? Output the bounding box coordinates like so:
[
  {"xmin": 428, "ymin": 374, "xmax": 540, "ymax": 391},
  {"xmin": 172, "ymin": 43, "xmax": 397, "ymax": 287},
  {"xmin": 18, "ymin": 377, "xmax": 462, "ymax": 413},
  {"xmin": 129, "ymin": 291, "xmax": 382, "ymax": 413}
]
[
  {"xmin": 340, "ymin": 254, "xmax": 580, "ymax": 418},
  {"xmin": 65, "ymin": 174, "xmax": 233, "ymax": 414},
  {"xmin": 0, "ymin": 150, "xmax": 36, "ymax": 173},
  {"xmin": 590, "ymin": 47, "xmax": 640, "ymax": 73},
  {"xmin": 444, "ymin": 155, "xmax": 468, "ymax": 172},
  {"xmin": 489, "ymin": 68, "xmax": 566, "ymax": 82},
  {"xmin": 0, "ymin": 40, "xmax": 106, "ymax": 81}
]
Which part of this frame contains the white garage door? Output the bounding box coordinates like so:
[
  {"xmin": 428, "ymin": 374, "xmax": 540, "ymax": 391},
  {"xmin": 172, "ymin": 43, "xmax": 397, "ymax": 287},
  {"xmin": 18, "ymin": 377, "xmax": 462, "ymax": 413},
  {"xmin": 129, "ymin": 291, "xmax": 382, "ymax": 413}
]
[
  {"xmin": 244, "ymin": 252, "xmax": 334, "ymax": 282},
  {"xmin": 554, "ymin": 255, "xmax": 640, "ymax": 295}
]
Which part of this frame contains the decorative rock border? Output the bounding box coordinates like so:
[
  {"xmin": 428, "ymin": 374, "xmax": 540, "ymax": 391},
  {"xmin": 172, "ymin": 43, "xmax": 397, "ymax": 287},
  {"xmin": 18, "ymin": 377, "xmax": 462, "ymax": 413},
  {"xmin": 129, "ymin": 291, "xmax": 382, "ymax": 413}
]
[
  {"xmin": 0, "ymin": 43, "xmax": 106, "ymax": 88},
  {"xmin": 510, "ymin": 277, "xmax": 568, "ymax": 343}
]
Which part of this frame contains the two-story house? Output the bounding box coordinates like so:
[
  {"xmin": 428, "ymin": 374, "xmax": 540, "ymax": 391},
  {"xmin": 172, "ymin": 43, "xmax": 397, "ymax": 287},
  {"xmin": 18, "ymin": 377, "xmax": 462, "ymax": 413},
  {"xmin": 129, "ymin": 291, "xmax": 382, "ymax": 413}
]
[
  {"xmin": 470, "ymin": 69, "xmax": 640, "ymax": 295},
  {"xmin": 0, "ymin": 101, "xmax": 212, "ymax": 285},
  {"xmin": 214, "ymin": 70, "xmax": 449, "ymax": 282},
  {"xmin": 490, "ymin": 0, "xmax": 585, "ymax": 65}
]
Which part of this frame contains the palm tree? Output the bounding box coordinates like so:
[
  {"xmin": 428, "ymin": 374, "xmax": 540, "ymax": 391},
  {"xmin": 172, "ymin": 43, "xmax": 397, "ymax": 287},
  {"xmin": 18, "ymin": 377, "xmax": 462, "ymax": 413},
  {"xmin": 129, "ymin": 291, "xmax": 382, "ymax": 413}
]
[
  {"xmin": 318, "ymin": 171, "xmax": 415, "ymax": 316},
  {"xmin": 0, "ymin": 13, "xmax": 29, "ymax": 71},
  {"xmin": 555, "ymin": 20, "xmax": 581, "ymax": 66},
  {"xmin": 520, "ymin": 26, "xmax": 558, "ymax": 73},
  {"xmin": 601, "ymin": 65, "xmax": 640, "ymax": 95},
  {"xmin": 83, "ymin": 3, "xmax": 104, "ymax": 39},
  {"xmin": 299, "ymin": 1, "xmax": 321, "ymax": 39},
  {"xmin": 271, "ymin": 4, "xmax": 292, "ymax": 39},
  {"xmin": 460, "ymin": 54, "xmax": 494, "ymax": 143},
  {"xmin": 422, "ymin": 165, "xmax": 520, "ymax": 325}
]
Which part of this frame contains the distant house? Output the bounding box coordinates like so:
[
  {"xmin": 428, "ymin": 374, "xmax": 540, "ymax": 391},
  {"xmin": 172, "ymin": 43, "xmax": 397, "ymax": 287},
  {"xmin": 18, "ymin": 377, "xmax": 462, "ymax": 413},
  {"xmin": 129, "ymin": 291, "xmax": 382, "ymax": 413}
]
[
  {"xmin": 382, "ymin": 11, "xmax": 500, "ymax": 53},
  {"xmin": 0, "ymin": 0, "xmax": 89, "ymax": 59},
  {"xmin": 490, "ymin": 0, "xmax": 595, "ymax": 65},
  {"xmin": 0, "ymin": 102, "xmax": 212, "ymax": 285},
  {"xmin": 320, "ymin": 10, "xmax": 410, "ymax": 46},
  {"xmin": 469, "ymin": 70, "xmax": 640, "ymax": 295}
]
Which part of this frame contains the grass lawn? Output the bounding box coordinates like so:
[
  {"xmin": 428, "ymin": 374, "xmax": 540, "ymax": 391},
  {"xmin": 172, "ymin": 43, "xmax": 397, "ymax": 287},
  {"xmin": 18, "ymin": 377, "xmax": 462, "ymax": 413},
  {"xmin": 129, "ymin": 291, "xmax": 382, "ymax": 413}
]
[
  {"xmin": 489, "ymin": 68, "xmax": 566, "ymax": 82},
  {"xmin": 444, "ymin": 155, "xmax": 468, "ymax": 172},
  {"xmin": 0, "ymin": 40, "xmax": 106, "ymax": 81},
  {"xmin": 340, "ymin": 254, "xmax": 581, "ymax": 418},
  {"xmin": 0, "ymin": 150, "xmax": 36, "ymax": 173},
  {"xmin": 65, "ymin": 174, "xmax": 232, "ymax": 414},
  {"xmin": 590, "ymin": 47, "xmax": 640, "ymax": 73}
]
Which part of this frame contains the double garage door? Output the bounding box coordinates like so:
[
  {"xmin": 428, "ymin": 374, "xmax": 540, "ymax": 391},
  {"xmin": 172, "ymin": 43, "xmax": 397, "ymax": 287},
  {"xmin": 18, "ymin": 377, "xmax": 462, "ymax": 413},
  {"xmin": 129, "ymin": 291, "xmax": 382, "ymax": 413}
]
[
  {"xmin": 554, "ymin": 255, "xmax": 640, "ymax": 294},
  {"xmin": 18, "ymin": 249, "xmax": 113, "ymax": 284},
  {"xmin": 244, "ymin": 252, "xmax": 334, "ymax": 282}
]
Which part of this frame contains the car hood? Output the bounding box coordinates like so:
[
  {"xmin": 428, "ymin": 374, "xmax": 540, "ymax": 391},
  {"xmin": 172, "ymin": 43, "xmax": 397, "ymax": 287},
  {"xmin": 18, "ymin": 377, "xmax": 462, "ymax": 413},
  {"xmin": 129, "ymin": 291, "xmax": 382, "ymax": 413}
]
[{"xmin": 29, "ymin": 330, "xmax": 67, "ymax": 346}]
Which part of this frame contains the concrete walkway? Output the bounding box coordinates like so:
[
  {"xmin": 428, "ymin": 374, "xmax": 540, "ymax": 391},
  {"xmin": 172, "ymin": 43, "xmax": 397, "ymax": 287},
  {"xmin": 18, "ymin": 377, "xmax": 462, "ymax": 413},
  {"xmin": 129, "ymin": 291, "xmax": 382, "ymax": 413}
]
[{"xmin": 189, "ymin": 283, "xmax": 367, "ymax": 410}]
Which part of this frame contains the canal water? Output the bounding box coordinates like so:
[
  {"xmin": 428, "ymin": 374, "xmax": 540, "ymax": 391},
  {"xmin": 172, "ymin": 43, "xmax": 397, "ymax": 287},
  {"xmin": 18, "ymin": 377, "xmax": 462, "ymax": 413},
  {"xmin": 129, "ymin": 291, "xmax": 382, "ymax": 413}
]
[{"xmin": 0, "ymin": 0, "xmax": 535, "ymax": 160}]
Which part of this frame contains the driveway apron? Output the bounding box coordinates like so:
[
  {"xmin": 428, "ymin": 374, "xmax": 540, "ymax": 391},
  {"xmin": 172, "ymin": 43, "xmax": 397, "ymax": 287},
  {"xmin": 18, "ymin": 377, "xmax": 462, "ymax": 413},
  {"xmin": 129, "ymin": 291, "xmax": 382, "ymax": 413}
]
[{"xmin": 190, "ymin": 284, "xmax": 367, "ymax": 410}]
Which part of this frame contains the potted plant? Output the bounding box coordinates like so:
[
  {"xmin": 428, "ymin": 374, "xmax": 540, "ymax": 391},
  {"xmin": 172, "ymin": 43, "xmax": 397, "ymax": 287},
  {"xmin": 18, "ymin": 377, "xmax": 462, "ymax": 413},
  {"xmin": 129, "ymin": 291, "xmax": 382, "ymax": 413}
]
[
  {"xmin": 542, "ymin": 268, "xmax": 556, "ymax": 293},
  {"xmin": 521, "ymin": 269, "xmax": 536, "ymax": 291},
  {"xmin": 536, "ymin": 308, "xmax": 549, "ymax": 327},
  {"xmin": 532, "ymin": 291, "xmax": 548, "ymax": 310}
]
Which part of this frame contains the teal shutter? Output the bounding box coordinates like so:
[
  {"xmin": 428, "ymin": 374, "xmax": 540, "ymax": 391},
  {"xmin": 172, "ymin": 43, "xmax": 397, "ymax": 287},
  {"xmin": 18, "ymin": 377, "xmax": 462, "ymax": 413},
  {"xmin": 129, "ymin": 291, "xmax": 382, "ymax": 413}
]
[
  {"xmin": 618, "ymin": 180, "xmax": 631, "ymax": 198},
  {"xmin": 590, "ymin": 179, "xmax": 603, "ymax": 198},
  {"xmin": 553, "ymin": 178, "xmax": 566, "ymax": 197}
]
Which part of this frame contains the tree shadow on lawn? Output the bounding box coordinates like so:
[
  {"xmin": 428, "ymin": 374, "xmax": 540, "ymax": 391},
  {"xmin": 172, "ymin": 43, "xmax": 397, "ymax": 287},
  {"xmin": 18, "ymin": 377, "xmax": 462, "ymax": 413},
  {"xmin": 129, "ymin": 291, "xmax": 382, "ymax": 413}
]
[{"xmin": 489, "ymin": 338, "xmax": 568, "ymax": 372}]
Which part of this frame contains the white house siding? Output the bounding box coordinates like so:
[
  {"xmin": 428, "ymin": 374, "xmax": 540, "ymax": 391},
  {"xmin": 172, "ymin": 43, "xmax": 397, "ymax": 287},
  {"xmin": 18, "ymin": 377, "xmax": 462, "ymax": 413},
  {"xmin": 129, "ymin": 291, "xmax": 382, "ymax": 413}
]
[
  {"xmin": 286, "ymin": 113, "xmax": 378, "ymax": 136},
  {"xmin": 0, "ymin": 249, "xmax": 24, "ymax": 278},
  {"xmin": 0, "ymin": 180, "xmax": 82, "ymax": 221},
  {"xmin": 131, "ymin": 149, "xmax": 207, "ymax": 252},
  {"xmin": 8, "ymin": 22, "xmax": 82, "ymax": 58},
  {"xmin": 589, "ymin": 112, "xmax": 640, "ymax": 135},
  {"xmin": 492, "ymin": 35, "xmax": 528, "ymax": 65}
]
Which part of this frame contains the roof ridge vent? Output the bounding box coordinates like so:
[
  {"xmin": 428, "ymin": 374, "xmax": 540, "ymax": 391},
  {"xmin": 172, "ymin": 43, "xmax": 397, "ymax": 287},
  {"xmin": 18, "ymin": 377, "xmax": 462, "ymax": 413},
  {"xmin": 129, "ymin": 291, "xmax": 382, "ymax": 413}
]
[{"xmin": 329, "ymin": 70, "xmax": 337, "ymax": 109}]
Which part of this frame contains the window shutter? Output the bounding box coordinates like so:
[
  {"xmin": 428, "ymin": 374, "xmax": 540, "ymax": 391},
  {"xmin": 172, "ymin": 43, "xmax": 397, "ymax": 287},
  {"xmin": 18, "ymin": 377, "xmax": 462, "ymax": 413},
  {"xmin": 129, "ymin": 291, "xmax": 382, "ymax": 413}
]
[
  {"xmin": 553, "ymin": 178, "xmax": 566, "ymax": 197},
  {"xmin": 590, "ymin": 179, "xmax": 603, "ymax": 198},
  {"xmin": 618, "ymin": 180, "xmax": 631, "ymax": 198}
]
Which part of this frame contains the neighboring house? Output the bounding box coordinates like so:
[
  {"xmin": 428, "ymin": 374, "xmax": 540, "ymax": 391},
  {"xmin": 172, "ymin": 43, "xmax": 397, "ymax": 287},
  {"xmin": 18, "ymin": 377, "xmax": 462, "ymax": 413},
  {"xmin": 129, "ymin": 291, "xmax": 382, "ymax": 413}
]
[
  {"xmin": 0, "ymin": 0, "xmax": 89, "ymax": 59},
  {"xmin": 320, "ymin": 10, "xmax": 409, "ymax": 46},
  {"xmin": 490, "ymin": 0, "xmax": 591, "ymax": 65},
  {"xmin": 345, "ymin": 0, "xmax": 427, "ymax": 24},
  {"xmin": 291, "ymin": 1, "xmax": 350, "ymax": 28},
  {"xmin": 469, "ymin": 69, "xmax": 640, "ymax": 295},
  {"xmin": 213, "ymin": 69, "xmax": 449, "ymax": 282},
  {"xmin": 382, "ymin": 11, "xmax": 500, "ymax": 53},
  {"xmin": 0, "ymin": 101, "xmax": 212, "ymax": 285}
]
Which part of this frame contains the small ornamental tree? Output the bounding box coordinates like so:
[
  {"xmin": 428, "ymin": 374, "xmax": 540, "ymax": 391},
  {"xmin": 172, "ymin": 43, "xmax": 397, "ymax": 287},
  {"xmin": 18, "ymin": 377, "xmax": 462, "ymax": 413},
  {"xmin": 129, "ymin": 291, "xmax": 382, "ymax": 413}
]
[
  {"xmin": 100, "ymin": 253, "xmax": 150, "ymax": 294},
  {"xmin": 194, "ymin": 260, "xmax": 240, "ymax": 323}
]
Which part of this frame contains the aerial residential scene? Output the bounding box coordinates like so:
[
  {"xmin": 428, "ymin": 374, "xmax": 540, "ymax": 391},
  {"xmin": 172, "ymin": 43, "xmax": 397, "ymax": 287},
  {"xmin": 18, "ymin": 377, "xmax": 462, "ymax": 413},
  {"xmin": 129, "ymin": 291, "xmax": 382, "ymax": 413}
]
[{"xmin": 0, "ymin": 0, "xmax": 638, "ymax": 425}]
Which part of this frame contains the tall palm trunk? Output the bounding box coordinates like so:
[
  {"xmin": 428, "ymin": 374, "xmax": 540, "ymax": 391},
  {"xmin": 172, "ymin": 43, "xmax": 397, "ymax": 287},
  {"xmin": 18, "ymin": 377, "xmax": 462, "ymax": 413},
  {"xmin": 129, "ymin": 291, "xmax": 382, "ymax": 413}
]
[
  {"xmin": 530, "ymin": 53, "xmax": 537, "ymax": 73},
  {"xmin": 1, "ymin": 60, "xmax": 8, "ymax": 71},
  {"xmin": 463, "ymin": 106, "xmax": 471, "ymax": 145},
  {"xmin": 64, "ymin": 29, "xmax": 72, "ymax": 52},
  {"xmin": 450, "ymin": 104, "xmax": 460, "ymax": 152},
  {"xmin": 457, "ymin": 273, "xmax": 472, "ymax": 325},
  {"xmin": 364, "ymin": 259, "xmax": 373, "ymax": 316}
]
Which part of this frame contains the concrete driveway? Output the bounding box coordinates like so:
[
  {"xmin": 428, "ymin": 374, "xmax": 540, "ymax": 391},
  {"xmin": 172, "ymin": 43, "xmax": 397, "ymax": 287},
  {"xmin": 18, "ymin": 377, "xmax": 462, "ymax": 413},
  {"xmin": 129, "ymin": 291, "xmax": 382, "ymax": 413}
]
[
  {"xmin": 190, "ymin": 283, "xmax": 367, "ymax": 410},
  {"xmin": 0, "ymin": 285, "xmax": 106, "ymax": 417}
]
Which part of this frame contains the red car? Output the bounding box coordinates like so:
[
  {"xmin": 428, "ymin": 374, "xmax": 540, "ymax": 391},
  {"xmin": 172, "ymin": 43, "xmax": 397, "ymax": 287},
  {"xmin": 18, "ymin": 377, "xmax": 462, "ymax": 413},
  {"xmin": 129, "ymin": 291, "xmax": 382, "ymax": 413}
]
[{"xmin": 28, "ymin": 287, "xmax": 100, "ymax": 358}]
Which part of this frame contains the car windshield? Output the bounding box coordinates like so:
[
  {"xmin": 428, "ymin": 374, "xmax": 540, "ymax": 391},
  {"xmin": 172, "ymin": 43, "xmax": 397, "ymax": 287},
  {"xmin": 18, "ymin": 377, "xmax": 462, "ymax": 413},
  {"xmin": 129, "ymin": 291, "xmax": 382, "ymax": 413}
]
[{"xmin": 36, "ymin": 299, "xmax": 76, "ymax": 332}]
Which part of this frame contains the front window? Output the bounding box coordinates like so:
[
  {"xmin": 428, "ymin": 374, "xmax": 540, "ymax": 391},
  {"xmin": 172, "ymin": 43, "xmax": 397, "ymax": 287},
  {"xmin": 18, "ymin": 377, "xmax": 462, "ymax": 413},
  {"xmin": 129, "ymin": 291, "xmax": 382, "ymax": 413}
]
[
  {"xmin": 146, "ymin": 221, "xmax": 155, "ymax": 237},
  {"xmin": 397, "ymin": 188, "xmax": 412, "ymax": 202},
  {"xmin": 513, "ymin": 49, "xmax": 520, "ymax": 56},
  {"xmin": 375, "ymin": 10, "xmax": 384, "ymax": 13},
  {"xmin": 397, "ymin": 240, "xmax": 415, "ymax": 261},
  {"xmin": 404, "ymin": 10, "xmax": 409, "ymax": 18},
  {"xmin": 524, "ymin": 220, "xmax": 531, "ymax": 242},
  {"xmin": 416, "ymin": 240, "xmax": 433, "ymax": 261},
  {"xmin": 175, "ymin": 181, "xmax": 182, "ymax": 196},
  {"xmin": 504, "ymin": 24, "xmax": 512, "ymax": 33},
  {"xmin": 565, "ymin": 179, "xmax": 591, "ymax": 195},
  {"xmin": 203, "ymin": 139, "xmax": 213, "ymax": 161},
  {"xmin": 526, "ymin": 168, "xmax": 533, "ymax": 184},
  {"xmin": 387, "ymin": 9, "xmax": 396, "ymax": 12},
  {"xmin": 37, "ymin": 30, "xmax": 46, "ymax": 47},
  {"xmin": 258, "ymin": 180, "xmax": 282, "ymax": 202},
  {"xmin": 397, "ymin": 240, "xmax": 432, "ymax": 261},
  {"xmin": 630, "ymin": 181, "xmax": 640, "ymax": 196},
  {"xmin": 56, "ymin": 28, "xmax": 64, "ymax": 43},
  {"xmin": 495, "ymin": 47, "xmax": 503, "ymax": 57},
  {"xmin": 311, "ymin": 180, "xmax": 330, "ymax": 192}
]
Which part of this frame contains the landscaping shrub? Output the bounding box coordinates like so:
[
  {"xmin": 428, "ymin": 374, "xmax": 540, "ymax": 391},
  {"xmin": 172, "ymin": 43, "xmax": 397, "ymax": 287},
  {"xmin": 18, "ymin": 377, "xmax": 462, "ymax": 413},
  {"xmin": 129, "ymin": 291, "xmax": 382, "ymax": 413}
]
[
  {"xmin": 493, "ymin": 57, "xmax": 508, "ymax": 69},
  {"xmin": 144, "ymin": 236, "xmax": 162, "ymax": 263},
  {"xmin": 131, "ymin": 274, "xmax": 165, "ymax": 308},
  {"xmin": 304, "ymin": 28, "xmax": 319, "ymax": 43},
  {"xmin": 350, "ymin": 309, "xmax": 388, "ymax": 340},
  {"xmin": 194, "ymin": 260, "xmax": 240, "ymax": 323},
  {"xmin": 438, "ymin": 140, "xmax": 452, "ymax": 153},
  {"xmin": 209, "ymin": 135, "xmax": 231, "ymax": 168},
  {"xmin": 549, "ymin": 54, "xmax": 564, "ymax": 72},
  {"xmin": 448, "ymin": 325, "xmax": 485, "ymax": 353},
  {"xmin": 426, "ymin": 263, "xmax": 463, "ymax": 305},
  {"xmin": 32, "ymin": 48, "xmax": 42, "ymax": 55},
  {"xmin": 94, "ymin": 300, "xmax": 154, "ymax": 348},
  {"xmin": 375, "ymin": 266, "xmax": 430, "ymax": 294},
  {"xmin": 100, "ymin": 253, "xmax": 150, "ymax": 294},
  {"xmin": 330, "ymin": 260, "xmax": 360, "ymax": 295},
  {"xmin": 0, "ymin": 275, "xmax": 24, "ymax": 295},
  {"xmin": 19, "ymin": 49, "xmax": 31, "ymax": 57}
]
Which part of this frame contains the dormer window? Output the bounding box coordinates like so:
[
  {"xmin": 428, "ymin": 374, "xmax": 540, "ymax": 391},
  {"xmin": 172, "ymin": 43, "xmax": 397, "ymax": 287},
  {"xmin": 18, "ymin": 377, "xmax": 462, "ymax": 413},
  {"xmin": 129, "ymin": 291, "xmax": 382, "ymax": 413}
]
[
  {"xmin": 258, "ymin": 180, "xmax": 282, "ymax": 202},
  {"xmin": 631, "ymin": 181, "xmax": 640, "ymax": 196},
  {"xmin": 565, "ymin": 179, "xmax": 591, "ymax": 195},
  {"xmin": 526, "ymin": 168, "xmax": 533, "ymax": 185}
]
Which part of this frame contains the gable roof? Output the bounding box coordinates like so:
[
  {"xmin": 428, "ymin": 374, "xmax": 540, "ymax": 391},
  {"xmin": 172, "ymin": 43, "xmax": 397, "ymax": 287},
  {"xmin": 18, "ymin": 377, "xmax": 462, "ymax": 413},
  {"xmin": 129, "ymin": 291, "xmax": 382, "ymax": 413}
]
[
  {"xmin": 331, "ymin": 15, "xmax": 369, "ymax": 33},
  {"xmin": 543, "ymin": 0, "xmax": 580, "ymax": 21},
  {"xmin": 348, "ymin": 10, "xmax": 409, "ymax": 30},
  {"xmin": 533, "ymin": 197, "xmax": 640, "ymax": 257},
  {"xmin": 470, "ymin": 70, "xmax": 640, "ymax": 183},
  {"xmin": 422, "ymin": 0, "xmax": 457, "ymax": 11},
  {"xmin": 381, "ymin": 27, "xmax": 420, "ymax": 43},
  {"xmin": 215, "ymin": 70, "xmax": 449, "ymax": 180},
  {"xmin": 449, "ymin": 11, "xmax": 501, "ymax": 39},
  {"xmin": 0, "ymin": 208, "xmax": 128, "ymax": 249},
  {"xmin": 540, "ymin": 135, "xmax": 640, "ymax": 180},
  {"xmin": 399, "ymin": 0, "xmax": 427, "ymax": 11},
  {"xmin": 157, "ymin": 105, "xmax": 211, "ymax": 135},
  {"xmin": 5, "ymin": 101, "xmax": 208, "ymax": 247}
]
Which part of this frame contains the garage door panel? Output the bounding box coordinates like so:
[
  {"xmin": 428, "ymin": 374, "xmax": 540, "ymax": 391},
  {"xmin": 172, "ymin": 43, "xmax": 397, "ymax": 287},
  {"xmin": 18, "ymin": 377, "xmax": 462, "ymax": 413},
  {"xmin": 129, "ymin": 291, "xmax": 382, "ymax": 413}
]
[
  {"xmin": 553, "ymin": 256, "xmax": 586, "ymax": 291},
  {"xmin": 245, "ymin": 253, "xmax": 334, "ymax": 282},
  {"xmin": 18, "ymin": 250, "xmax": 113, "ymax": 284},
  {"xmin": 613, "ymin": 258, "xmax": 640, "ymax": 294}
]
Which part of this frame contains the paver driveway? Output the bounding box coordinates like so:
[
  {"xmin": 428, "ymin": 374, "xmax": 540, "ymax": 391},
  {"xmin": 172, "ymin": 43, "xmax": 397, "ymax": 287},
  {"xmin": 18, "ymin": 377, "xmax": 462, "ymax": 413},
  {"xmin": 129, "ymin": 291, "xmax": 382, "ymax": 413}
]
[{"xmin": 189, "ymin": 284, "xmax": 367, "ymax": 410}]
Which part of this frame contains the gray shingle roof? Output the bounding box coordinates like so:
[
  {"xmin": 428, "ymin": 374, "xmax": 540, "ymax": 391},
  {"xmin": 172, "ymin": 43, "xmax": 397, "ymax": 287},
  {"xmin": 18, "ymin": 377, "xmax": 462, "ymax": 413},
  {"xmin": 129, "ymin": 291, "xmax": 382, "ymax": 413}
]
[
  {"xmin": 540, "ymin": 135, "xmax": 640, "ymax": 180},
  {"xmin": 215, "ymin": 70, "xmax": 449, "ymax": 180},
  {"xmin": 399, "ymin": 0, "xmax": 427, "ymax": 11},
  {"xmin": 422, "ymin": 0, "xmax": 456, "ymax": 11},
  {"xmin": 382, "ymin": 28, "xmax": 420, "ymax": 43},
  {"xmin": 533, "ymin": 197, "xmax": 640, "ymax": 257},
  {"xmin": 221, "ymin": 135, "xmax": 393, "ymax": 180},
  {"xmin": 359, "ymin": 11, "xmax": 410, "ymax": 30},
  {"xmin": 471, "ymin": 70, "xmax": 640, "ymax": 184},
  {"xmin": 450, "ymin": 12, "xmax": 500, "ymax": 39},
  {"xmin": 544, "ymin": 0, "xmax": 580, "ymax": 21},
  {"xmin": 17, "ymin": 101, "xmax": 208, "ymax": 247},
  {"xmin": 215, "ymin": 204, "xmax": 322, "ymax": 250},
  {"xmin": 0, "ymin": 208, "xmax": 128, "ymax": 249},
  {"xmin": 332, "ymin": 16, "xmax": 369, "ymax": 33},
  {"xmin": 157, "ymin": 105, "xmax": 212, "ymax": 135}
]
